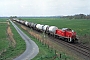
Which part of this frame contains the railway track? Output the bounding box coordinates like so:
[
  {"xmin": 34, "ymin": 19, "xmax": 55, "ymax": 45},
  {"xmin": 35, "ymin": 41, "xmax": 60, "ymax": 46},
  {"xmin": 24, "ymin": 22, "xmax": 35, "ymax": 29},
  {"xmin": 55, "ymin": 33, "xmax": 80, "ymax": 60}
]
[
  {"xmin": 16, "ymin": 22, "xmax": 90, "ymax": 60},
  {"xmin": 74, "ymin": 43, "xmax": 90, "ymax": 51},
  {"xmin": 48, "ymin": 36, "xmax": 90, "ymax": 60},
  {"xmin": 29, "ymin": 28, "xmax": 90, "ymax": 60}
]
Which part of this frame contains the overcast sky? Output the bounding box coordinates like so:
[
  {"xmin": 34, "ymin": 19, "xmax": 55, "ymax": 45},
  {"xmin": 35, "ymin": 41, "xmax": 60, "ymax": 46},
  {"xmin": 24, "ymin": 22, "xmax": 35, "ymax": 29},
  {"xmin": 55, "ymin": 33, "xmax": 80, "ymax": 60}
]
[{"xmin": 0, "ymin": 0, "xmax": 90, "ymax": 16}]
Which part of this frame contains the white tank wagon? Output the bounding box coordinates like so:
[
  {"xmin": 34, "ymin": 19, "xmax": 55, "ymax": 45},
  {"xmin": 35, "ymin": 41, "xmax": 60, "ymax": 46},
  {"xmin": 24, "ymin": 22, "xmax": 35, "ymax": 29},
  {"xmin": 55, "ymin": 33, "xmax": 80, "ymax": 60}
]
[
  {"xmin": 19, "ymin": 20, "xmax": 22, "ymax": 23},
  {"xmin": 25, "ymin": 21, "xmax": 29, "ymax": 26},
  {"xmin": 33, "ymin": 23, "xmax": 37, "ymax": 29},
  {"xmin": 48, "ymin": 26, "xmax": 58, "ymax": 34},
  {"xmin": 43, "ymin": 25, "xmax": 49, "ymax": 32},
  {"xmin": 16, "ymin": 19, "xmax": 20, "ymax": 22},
  {"xmin": 12, "ymin": 18, "xmax": 17, "ymax": 21},
  {"xmin": 28, "ymin": 22, "xmax": 32, "ymax": 28},
  {"xmin": 28, "ymin": 22, "xmax": 37, "ymax": 29},
  {"xmin": 36, "ymin": 24, "xmax": 40, "ymax": 29},
  {"xmin": 21, "ymin": 20, "xmax": 25, "ymax": 24},
  {"xmin": 30, "ymin": 23, "xmax": 35, "ymax": 28},
  {"xmin": 19, "ymin": 20, "xmax": 25, "ymax": 24},
  {"xmin": 36, "ymin": 24, "xmax": 44, "ymax": 31}
]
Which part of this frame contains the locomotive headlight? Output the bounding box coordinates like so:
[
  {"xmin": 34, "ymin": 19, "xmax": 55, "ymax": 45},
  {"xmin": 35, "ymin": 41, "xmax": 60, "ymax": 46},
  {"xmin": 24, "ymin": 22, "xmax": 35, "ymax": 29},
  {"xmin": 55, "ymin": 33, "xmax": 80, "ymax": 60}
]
[{"xmin": 72, "ymin": 30, "xmax": 74, "ymax": 32}]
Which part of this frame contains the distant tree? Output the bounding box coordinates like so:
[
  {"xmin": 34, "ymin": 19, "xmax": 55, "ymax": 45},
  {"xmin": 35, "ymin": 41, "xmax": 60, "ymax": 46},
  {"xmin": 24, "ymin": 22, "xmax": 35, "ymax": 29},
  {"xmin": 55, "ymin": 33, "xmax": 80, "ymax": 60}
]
[
  {"xmin": 79, "ymin": 14, "xmax": 86, "ymax": 19},
  {"xmin": 86, "ymin": 15, "xmax": 90, "ymax": 19},
  {"xmin": 14, "ymin": 16, "xmax": 17, "ymax": 18},
  {"xmin": 61, "ymin": 14, "xmax": 88, "ymax": 19}
]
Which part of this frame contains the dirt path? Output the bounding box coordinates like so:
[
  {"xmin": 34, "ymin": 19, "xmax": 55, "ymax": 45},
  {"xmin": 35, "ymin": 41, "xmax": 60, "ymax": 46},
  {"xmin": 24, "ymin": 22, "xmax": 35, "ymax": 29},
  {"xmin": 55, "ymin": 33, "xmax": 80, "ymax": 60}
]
[{"xmin": 7, "ymin": 22, "xmax": 16, "ymax": 47}]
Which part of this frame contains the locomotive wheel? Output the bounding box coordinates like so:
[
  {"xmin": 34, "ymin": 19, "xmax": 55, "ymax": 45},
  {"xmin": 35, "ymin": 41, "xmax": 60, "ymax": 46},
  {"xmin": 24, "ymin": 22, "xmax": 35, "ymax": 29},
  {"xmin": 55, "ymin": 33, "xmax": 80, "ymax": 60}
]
[
  {"xmin": 64, "ymin": 38, "xmax": 68, "ymax": 42},
  {"xmin": 68, "ymin": 38, "xmax": 72, "ymax": 42}
]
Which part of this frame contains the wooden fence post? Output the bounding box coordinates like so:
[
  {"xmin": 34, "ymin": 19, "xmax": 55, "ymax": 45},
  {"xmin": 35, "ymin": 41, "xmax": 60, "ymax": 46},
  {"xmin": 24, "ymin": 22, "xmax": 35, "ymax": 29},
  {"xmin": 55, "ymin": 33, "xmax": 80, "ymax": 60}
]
[
  {"xmin": 60, "ymin": 54, "xmax": 61, "ymax": 58},
  {"xmin": 65, "ymin": 58, "xmax": 67, "ymax": 60}
]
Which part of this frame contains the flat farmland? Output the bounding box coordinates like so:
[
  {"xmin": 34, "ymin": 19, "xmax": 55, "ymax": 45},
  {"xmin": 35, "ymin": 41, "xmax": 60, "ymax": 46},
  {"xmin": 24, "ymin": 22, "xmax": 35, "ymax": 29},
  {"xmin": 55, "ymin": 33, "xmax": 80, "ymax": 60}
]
[
  {"xmin": 0, "ymin": 18, "xmax": 26, "ymax": 60},
  {"xmin": 0, "ymin": 23, "xmax": 9, "ymax": 52},
  {"xmin": 21, "ymin": 18, "xmax": 90, "ymax": 45},
  {"xmin": 0, "ymin": 18, "xmax": 7, "ymax": 22}
]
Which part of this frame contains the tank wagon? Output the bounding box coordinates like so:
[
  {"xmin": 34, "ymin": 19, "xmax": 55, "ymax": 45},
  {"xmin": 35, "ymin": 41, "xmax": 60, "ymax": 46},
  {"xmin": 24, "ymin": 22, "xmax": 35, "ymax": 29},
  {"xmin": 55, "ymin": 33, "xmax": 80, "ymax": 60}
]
[
  {"xmin": 13, "ymin": 19, "xmax": 78, "ymax": 43},
  {"xmin": 36, "ymin": 24, "xmax": 44, "ymax": 32}
]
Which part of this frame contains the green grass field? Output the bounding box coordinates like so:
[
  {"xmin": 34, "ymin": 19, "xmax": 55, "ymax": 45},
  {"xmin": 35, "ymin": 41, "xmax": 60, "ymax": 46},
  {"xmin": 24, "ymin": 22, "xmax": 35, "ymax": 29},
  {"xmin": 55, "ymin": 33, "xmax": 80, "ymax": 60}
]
[
  {"xmin": 21, "ymin": 17, "xmax": 90, "ymax": 45},
  {"xmin": 21, "ymin": 18, "xmax": 90, "ymax": 35},
  {"xmin": 0, "ymin": 18, "xmax": 26, "ymax": 60},
  {"xmin": 0, "ymin": 18, "xmax": 8, "ymax": 22},
  {"xmin": 0, "ymin": 23, "xmax": 9, "ymax": 52}
]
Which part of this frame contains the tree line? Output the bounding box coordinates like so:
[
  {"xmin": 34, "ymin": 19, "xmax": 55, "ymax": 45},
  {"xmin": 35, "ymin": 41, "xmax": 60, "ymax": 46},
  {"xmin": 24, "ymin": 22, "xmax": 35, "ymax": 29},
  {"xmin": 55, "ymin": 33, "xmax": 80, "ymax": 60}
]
[
  {"xmin": 61, "ymin": 14, "xmax": 90, "ymax": 19},
  {"xmin": 9, "ymin": 14, "xmax": 90, "ymax": 19}
]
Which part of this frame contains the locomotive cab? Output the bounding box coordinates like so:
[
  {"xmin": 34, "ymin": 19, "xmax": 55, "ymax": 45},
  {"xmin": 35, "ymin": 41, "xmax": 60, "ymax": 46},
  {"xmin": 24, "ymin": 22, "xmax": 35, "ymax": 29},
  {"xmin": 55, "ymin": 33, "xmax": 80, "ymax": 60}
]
[{"xmin": 62, "ymin": 28, "xmax": 78, "ymax": 43}]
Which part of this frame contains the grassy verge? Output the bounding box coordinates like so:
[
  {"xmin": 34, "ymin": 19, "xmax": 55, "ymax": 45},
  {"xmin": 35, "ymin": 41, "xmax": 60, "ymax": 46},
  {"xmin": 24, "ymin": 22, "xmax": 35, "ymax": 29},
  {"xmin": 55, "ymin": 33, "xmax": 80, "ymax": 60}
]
[
  {"xmin": 0, "ymin": 18, "xmax": 8, "ymax": 53},
  {"xmin": 0, "ymin": 23, "xmax": 9, "ymax": 52},
  {"xmin": 15, "ymin": 22, "xmax": 75, "ymax": 60},
  {"xmin": 0, "ymin": 21, "xmax": 26, "ymax": 60}
]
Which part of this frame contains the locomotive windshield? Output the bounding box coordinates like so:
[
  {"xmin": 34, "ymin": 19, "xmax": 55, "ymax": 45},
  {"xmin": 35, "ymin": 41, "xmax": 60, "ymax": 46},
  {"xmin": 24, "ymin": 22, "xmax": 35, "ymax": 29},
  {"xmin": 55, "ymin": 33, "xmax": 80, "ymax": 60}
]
[{"xmin": 62, "ymin": 28, "xmax": 72, "ymax": 31}]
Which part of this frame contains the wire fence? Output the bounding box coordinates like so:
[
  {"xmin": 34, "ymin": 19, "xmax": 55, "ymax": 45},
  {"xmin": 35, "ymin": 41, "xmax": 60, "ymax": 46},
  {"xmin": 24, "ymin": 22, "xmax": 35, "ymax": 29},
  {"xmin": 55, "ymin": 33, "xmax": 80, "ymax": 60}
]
[{"xmin": 30, "ymin": 32, "xmax": 72, "ymax": 60}]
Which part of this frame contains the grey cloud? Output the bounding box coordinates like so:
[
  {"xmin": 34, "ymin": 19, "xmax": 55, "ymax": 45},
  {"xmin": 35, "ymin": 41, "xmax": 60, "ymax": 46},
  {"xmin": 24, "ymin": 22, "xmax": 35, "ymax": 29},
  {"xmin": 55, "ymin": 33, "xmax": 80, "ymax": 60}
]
[{"xmin": 0, "ymin": 0, "xmax": 90, "ymax": 16}]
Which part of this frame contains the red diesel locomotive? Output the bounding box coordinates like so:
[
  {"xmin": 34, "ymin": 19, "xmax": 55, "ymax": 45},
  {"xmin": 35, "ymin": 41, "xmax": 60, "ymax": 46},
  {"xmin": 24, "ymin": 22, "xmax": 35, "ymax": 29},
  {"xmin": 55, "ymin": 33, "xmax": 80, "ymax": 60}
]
[{"xmin": 55, "ymin": 28, "xmax": 78, "ymax": 42}]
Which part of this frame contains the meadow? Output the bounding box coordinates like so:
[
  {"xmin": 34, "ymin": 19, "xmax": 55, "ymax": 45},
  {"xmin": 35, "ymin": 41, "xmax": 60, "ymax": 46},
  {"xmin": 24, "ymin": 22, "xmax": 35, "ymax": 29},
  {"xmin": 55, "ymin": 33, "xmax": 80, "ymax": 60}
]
[
  {"xmin": 0, "ymin": 18, "xmax": 8, "ymax": 22},
  {"xmin": 0, "ymin": 23, "xmax": 9, "ymax": 53},
  {"xmin": 21, "ymin": 18, "xmax": 90, "ymax": 35},
  {"xmin": 21, "ymin": 17, "xmax": 90, "ymax": 45},
  {"xmin": 0, "ymin": 18, "xmax": 26, "ymax": 60}
]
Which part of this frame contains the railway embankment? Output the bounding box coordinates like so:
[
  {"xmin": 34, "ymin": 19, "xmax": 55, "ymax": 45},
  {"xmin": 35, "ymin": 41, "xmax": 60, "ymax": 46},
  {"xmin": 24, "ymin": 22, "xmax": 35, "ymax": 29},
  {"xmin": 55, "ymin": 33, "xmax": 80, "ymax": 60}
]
[{"xmin": 16, "ymin": 22, "xmax": 85, "ymax": 60}]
